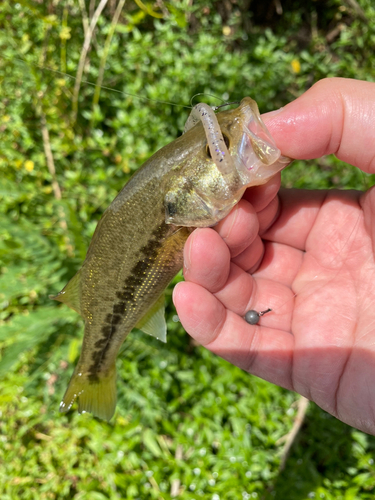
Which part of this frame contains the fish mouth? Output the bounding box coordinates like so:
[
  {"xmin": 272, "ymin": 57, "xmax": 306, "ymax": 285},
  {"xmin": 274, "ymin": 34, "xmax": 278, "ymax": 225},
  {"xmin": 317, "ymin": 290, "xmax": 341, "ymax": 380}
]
[{"xmin": 233, "ymin": 97, "xmax": 291, "ymax": 186}]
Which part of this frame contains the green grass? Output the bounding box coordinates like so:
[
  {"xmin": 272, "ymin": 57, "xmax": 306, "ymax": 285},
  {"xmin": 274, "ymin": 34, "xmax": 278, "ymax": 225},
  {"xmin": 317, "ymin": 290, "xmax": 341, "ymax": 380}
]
[{"xmin": 1, "ymin": 0, "xmax": 375, "ymax": 498}]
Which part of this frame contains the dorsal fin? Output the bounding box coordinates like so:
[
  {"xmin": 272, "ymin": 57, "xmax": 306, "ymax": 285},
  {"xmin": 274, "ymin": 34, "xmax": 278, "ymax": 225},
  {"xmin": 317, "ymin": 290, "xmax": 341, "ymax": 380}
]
[
  {"xmin": 50, "ymin": 269, "xmax": 82, "ymax": 316},
  {"xmin": 135, "ymin": 294, "xmax": 167, "ymax": 343}
]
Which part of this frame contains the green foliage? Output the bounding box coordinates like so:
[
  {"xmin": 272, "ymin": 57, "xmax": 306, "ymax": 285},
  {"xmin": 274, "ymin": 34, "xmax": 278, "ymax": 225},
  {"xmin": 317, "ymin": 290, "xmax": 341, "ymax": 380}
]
[{"xmin": 1, "ymin": 0, "xmax": 375, "ymax": 498}]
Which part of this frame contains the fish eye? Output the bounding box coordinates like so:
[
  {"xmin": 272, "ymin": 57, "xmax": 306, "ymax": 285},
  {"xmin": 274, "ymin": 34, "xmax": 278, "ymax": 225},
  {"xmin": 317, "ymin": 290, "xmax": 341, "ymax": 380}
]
[
  {"xmin": 205, "ymin": 133, "xmax": 230, "ymax": 159},
  {"xmin": 166, "ymin": 201, "xmax": 177, "ymax": 217}
]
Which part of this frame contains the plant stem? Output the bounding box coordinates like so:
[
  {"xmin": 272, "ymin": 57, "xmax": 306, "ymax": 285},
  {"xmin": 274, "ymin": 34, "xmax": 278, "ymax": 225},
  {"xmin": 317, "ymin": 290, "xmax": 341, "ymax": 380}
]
[
  {"xmin": 39, "ymin": 107, "xmax": 73, "ymax": 256},
  {"xmin": 278, "ymin": 396, "xmax": 309, "ymax": 471},
  {"xmin": 91, "ymin": 0, "xmax": 127, "ymax": 115},
  {"xmin": 72, "ymin": 0, "xmax": 109, "ymax": 123}
]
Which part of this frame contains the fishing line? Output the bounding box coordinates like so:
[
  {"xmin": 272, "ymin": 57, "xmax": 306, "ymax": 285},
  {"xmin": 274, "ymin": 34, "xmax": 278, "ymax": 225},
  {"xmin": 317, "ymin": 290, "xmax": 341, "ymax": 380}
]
[
  {"xmin": 5, "ymin": 55, "xmax": 194, "ymax": 222},
  {"xmin": 213, "ymin": 101, "xmax": 241, "ymax": 110},
  {"xmin": 10, "ymin": 56, "xmax": 193, "ymax": 109},
  {"xmin": 9, "ymin": 55, "xmax": 230, "ymax": 213},
  {"xmin": 189, "ymin": 93, "xmax": 226, "ymax": 108},
  {"xmin": 8, "ymin": 56, "xmax": 231, "ymax": 113}
]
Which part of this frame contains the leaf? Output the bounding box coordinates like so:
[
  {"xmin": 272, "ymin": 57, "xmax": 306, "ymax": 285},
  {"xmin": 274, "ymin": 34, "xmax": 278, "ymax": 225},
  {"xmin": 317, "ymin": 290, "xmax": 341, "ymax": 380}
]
[
  {"xmin": 68, "ymin": 338, "xmax": 81, "ymax": 363},
  {"xmin": 0, "ymin": 306, "xmax": 77, "ymax": 375},
  {"xmin": 142, "ymin": 428, "xmax": 162, "ymax": 457}
]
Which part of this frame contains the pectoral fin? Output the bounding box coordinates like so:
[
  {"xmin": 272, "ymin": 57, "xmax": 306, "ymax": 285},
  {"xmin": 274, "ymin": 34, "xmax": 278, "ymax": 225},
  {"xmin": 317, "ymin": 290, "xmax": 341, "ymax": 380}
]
[
  {"xmin": 165, "ymin": 176, "xmax": 240, "ymax": 227},
  {"xmin": 50, "ymin": 269, "xmax": 82, "ymax": 316},
  {"xmin": 135, "ymin": 294, "xmax": 167, "ymax": 343}
]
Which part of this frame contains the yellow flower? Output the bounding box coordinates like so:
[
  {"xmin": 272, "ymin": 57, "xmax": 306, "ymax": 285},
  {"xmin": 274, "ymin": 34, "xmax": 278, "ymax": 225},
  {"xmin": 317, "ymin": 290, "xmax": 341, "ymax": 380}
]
[
  {"xmin": 291, "ymin": 59, "xmax": 301, "ymax": 74},
  {"xmin": 24, "ymin": 160, "xmax": 34, "ymax": 172},
  {"xmin": 222, "ymin": 26, "xmax": 231, "ymax": 36},
  {"xmin": 116, "ymin": 415, "xmax": 129, "ymax": 426},
  {"xmin": 59, "ymin": 26, "xmax": 71, "ymax": 40}
]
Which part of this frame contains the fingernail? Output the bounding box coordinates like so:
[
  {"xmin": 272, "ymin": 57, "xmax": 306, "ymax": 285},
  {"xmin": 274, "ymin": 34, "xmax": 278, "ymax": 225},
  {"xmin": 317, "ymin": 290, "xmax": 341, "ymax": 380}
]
[
  {"xmin": 184, "ymin": 229, "xmax": 197, "ymax": 271},
  {"xmin": 262, "ymin": 107, "xmax": 284, "ymax": 120},
  {"xmin": 221, "ymin": 203, "xmax": 239, "ymax": 242},
  {"xmin": 262, "ymin": 107, "xmax": 285, "ymax": 118},
  {"xmin": 172, "ymin": 282, "xmax": 181, "ymax": 302}
]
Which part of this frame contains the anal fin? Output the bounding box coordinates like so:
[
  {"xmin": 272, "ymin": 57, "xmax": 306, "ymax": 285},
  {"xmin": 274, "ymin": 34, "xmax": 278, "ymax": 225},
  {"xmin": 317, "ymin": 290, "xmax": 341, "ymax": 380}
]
[{"xmin": 135, "ymin": 294, "xmax": 167, "ymax": 343}]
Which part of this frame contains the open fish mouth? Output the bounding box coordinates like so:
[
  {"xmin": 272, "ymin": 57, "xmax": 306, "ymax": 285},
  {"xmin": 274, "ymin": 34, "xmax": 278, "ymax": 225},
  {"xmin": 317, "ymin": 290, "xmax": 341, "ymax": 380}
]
[{"xmin": 231, "ymin": 97, "xmax": 291, "ymax": 187}]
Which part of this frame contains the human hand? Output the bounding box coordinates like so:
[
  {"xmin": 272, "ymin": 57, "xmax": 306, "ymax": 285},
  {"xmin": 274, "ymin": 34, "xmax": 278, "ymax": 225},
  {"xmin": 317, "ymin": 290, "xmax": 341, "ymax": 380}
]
[{"xmin": 173, "ymin": 78, "xmax": 375, "ymax": 435}]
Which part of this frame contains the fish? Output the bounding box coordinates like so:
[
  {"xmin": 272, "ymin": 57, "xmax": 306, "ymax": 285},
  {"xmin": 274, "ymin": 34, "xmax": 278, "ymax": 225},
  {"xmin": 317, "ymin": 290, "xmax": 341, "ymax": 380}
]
[{"xmin": 51, "ymin": 97, "xmax": 290, "ymax": 420}]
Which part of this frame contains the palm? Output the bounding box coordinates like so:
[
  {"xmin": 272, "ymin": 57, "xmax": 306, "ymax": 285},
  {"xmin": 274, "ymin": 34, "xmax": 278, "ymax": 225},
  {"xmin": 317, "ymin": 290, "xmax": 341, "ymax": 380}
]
[
  {"xmin": 279, "ymin": 188, "xmax": 375, "ymax": 432},
  {"xmin": 174, "ymin": 184, "xmax": 375, "ymax": 434}
]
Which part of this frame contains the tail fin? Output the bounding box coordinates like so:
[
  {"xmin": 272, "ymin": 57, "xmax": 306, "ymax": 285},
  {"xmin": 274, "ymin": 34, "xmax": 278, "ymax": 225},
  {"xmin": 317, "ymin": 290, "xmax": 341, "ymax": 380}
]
[{"xmin": 59, "ymin": 365, "xmax": 117, "ymax": 421}]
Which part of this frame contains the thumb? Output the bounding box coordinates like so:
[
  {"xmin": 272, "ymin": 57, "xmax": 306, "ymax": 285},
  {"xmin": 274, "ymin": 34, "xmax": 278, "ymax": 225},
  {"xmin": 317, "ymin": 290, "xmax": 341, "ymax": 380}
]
[{"xmin": 263, "ymin": 77, "xmax": 375, "ymax": 173}]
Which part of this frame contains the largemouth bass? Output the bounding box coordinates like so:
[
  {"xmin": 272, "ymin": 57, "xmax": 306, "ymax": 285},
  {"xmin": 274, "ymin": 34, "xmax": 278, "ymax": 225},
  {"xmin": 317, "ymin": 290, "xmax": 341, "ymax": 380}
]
[{"xmin": 52, "ymin": 97, "xmax": 289, "ymax": 420}]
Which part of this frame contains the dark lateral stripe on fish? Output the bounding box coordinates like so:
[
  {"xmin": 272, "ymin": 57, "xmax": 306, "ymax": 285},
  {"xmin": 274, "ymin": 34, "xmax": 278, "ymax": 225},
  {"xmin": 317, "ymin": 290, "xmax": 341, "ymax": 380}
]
[{"xmin": 87, "ymin": 223, "xmax": 171, "ymax": 380}]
